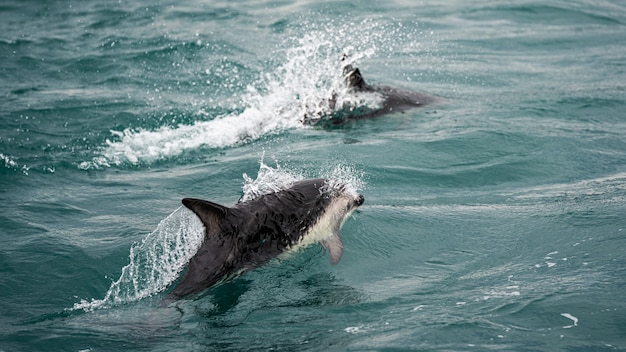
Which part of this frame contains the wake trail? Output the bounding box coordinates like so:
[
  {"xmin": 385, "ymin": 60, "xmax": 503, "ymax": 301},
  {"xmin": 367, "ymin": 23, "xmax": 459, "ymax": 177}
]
[{"xmin": 79, "ymin": 19, "xmax": 433, "ymax": 169}]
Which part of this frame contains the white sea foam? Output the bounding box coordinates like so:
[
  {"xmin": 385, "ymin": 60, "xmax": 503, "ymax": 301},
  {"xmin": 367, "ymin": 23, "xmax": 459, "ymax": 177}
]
[
  {"xmin": 561, "ymin": 313, "xmax": 579, "ymax": 328},
  {"xmin": 345, "ymin": 326, "xmax": 365, "ymax": 334},
  {"xmin": 1, "ymin": 152, "xmax": 18, "ymax": 169},
  {"xmin": 1, "ymin": 152, "xmax": 30, "ymax": 175}
]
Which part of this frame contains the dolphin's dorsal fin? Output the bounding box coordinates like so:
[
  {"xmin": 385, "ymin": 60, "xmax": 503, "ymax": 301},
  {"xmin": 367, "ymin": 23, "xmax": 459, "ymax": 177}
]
[
  {"xmin": 322, "ymin": 232, "xmax": 344, "ymax": 265},
  {"xmin": 182, "ymin": 198, "xmax": 228, "ymax": 233},
  {"xmin": 346, "ymin": 67, "xmax": 365, "ymax": 88}
]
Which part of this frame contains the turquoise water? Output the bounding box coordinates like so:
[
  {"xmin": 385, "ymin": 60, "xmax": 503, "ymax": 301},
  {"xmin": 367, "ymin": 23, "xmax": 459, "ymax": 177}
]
[{"xmin": 2, "ymin": 0, "xmax": 626, "ymax": 350}]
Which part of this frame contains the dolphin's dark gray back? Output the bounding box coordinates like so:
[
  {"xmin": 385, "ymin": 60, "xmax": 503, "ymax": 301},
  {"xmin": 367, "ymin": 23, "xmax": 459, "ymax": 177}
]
[
  {"xmin": 169, "ymin": 179, "xmax": 333, "ymax": 299},
  {"xmin": 342, "ymin": 65, "xmax": 438, "ymax": 121}
]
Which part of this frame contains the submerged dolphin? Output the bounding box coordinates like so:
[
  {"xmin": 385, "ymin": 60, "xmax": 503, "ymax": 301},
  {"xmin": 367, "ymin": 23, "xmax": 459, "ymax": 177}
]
[
  {"xmin": 304, "ymin": 59, "xmax": 439, "ymax": 125},
  {"xmin": 167, "ymin": 178, "xmax": 364, "ymax": 300}
]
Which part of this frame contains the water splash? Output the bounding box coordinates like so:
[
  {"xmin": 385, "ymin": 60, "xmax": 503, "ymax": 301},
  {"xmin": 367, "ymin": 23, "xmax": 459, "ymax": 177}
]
[
  {"xmin": 241, "ymin": 156, "xmax": 366, "ymax": 202},
  {"xmin": 240, "ymin": 158, "xmax": 305, "ymax": 202},
  {"xmin": 79, "ymin": 18, "xmax": 432, "ymax": 169},
  {"xmin": 321, "ymin": 163, "xmax": 367, "ymax": 199},
  {"xmin": 71, "ymin": 207, "xmax": 205, "ymax": 311},
  {"xmin": 81, "ymin": 42, "xmax": 370, "ymax": 168}
]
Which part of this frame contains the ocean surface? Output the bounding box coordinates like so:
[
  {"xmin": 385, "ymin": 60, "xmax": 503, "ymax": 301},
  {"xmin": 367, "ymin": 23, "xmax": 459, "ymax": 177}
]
[{"xmin": 1, "ymin": 0, "xmax": 625, "ymax": 351}]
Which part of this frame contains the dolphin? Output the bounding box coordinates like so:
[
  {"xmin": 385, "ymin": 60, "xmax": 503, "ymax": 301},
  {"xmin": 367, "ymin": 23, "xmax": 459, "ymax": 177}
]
[
  {"xmin": 304, "ymin": 58, "xmax": 440, "ymax": 125},
  {"xmin": 166, "ymin": 178, "xmax": 364, "ymax": 300}
]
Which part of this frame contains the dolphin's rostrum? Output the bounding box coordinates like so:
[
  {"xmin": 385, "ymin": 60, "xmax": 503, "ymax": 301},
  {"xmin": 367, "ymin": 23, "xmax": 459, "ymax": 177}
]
[{"xmin": 167, "ymin": 178, "xmax": 364, "ymax": 300}]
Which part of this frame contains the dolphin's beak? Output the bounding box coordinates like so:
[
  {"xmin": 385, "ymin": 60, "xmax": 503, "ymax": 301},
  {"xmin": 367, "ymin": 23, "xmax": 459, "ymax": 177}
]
[{"xmin": 356, "ymin": 194, "xmax": 365, "ymax": 207}]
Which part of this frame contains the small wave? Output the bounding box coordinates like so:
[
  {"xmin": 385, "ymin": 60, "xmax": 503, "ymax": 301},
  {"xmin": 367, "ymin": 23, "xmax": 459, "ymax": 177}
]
[{"xmin": 505, "ymin": 172, "xmax": 626, "ymax": 203}]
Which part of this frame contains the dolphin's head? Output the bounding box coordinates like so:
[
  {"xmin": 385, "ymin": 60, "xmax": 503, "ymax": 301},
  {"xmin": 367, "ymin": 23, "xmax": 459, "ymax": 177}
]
[
  {"xmin": 356, "ymin": 193, "xmax": 365, "ymax": 206},
  {"xmin": 320, "ymin": 178, "xmax": 364, "ymax": 210},
  {"xmin": 299, "ymin": 179, "xmax": 363, "ymax": 264},
  {"xmin": 335, "ymin": 185, "xmax": 364, "ymax": 217}
]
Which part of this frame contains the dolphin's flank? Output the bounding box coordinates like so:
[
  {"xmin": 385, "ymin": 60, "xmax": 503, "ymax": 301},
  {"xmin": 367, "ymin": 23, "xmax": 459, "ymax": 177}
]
[{"xmin": 167, "ymin": 178, "xmax": 364, "ymax": 300}]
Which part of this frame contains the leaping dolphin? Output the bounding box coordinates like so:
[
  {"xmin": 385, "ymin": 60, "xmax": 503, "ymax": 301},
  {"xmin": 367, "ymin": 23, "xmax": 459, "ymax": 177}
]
[{"xmin": 166, "ymin": 178, "xmax": 364, "ymax": 300}]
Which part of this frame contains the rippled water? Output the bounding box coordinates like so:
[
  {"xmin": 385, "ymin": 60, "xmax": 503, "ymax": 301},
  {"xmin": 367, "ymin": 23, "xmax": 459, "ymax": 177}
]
[{"xmin": 1, "ymin": 0, "xmax": 625, "ymax": 351}]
